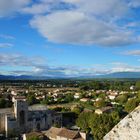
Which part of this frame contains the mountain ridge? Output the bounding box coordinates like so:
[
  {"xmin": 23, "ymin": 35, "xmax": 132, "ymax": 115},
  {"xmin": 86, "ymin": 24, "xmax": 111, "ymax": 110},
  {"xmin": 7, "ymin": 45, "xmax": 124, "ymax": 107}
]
[{"xmin": 0, "ymin": 72, "xmax": 140, "ymax": 80}]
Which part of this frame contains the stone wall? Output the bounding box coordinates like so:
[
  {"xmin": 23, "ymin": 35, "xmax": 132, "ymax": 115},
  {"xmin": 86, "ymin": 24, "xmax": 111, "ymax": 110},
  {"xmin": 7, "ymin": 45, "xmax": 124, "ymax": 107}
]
[{"xmin": 104, "ymin": 105, "xmax": 140, "ymax": 140}]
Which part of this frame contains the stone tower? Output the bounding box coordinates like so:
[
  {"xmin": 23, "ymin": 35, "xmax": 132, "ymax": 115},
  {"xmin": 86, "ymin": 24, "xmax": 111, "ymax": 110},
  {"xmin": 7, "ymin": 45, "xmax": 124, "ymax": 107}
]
[{"xmin": 13, "ymin": 96, "xmax": 28, "ymax": 132}]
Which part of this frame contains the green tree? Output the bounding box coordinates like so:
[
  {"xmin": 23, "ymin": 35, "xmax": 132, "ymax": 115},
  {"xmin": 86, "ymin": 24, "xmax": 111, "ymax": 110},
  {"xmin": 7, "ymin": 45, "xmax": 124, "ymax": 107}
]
[
  {"xmin": 27, "ymin": 94, "xmax": 38, "ymax": 105},
  {"xmin": 137, "ymin": 91, "xmax": 140, "ymax": 101},
  {"xmin": 65, "ymin": 94, "xmax": 74, "ymax": 102},
  {"xmin": 110, "ymin": 111, "xmax": 120, "ymax": 124},
  {"xmin": 135, "ymin": 81, "xmax": 140, "ymax": 90},
  {"xmin": 0, "ymin": 98, "xmax": 12, "ymax": 108},
  {"xmin": 89, "ymin": 113, "xmax": 114, "ymax": 140},
  {"xmin": 27, "ymin": 136, "xmax": 42, "ymax": 140},
  {"xmin": 94, "ymin": 99, "xmax": 106, "ymax": 108},
  {"xmin": 0, "ymin": 98, "xmax": 6, "ymax": 108},
  {"xmin": 115, "ymin": 95, "xmax": 128, "ymax": 105},
  {"xmin": 124, "ymin": 98, "xmax": 139, "ymax": 113},
  {"xmin": 72, "ymin": 106, "xmax": 84, "ymax": 115},
  {"xmin": 76, "ymin": 112, "xmax": 92, "ymax": 133}
]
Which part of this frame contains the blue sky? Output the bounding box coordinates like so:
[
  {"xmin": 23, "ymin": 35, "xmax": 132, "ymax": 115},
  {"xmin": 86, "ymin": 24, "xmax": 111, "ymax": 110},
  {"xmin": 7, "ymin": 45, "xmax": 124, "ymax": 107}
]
[{"xmin": 0, "ymin": 0, "xmax": 140, "ymax": 77}]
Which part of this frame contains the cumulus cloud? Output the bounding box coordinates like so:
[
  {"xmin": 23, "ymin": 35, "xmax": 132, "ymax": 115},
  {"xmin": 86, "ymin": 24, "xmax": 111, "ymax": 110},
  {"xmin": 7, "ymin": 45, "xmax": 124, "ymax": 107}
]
[
  {"xmin": 0, "ymin": 54, "xmax": 44, "ymax": 66},
  {"xmin": 28, "ymin": 0, "xmax": 140, "ymax": 47},
  {"xmin": 110, "ymin": 62, "xmax": 140, "ymax": 73},
  {"xmin": 30, "ymin": 63, "xmax": 140, "ymax": 77},
  {"xmin": 129, "ymin": 0, "xmax": 140, "ymax": 8},
  {"xmin": 30, "ymin": 11, "xmax": 138, "ymax": 46},
  {"xmin": 21, "ymin": 0, "xmax": 72, "ymax": 15},
  {"xmin": 0, "ymin": 0, "xmax": 31, "ymax": 17},
  {"xmin": 64, "ymin": 0, "xmax": 128, "ymax": 19},
  {"xmin": 0, "ymin": 0, "xmax": 139, "ymax": 47},
  {"xmin": 0, "ymin": 53, "xmax": 140, "ymax": 76}
]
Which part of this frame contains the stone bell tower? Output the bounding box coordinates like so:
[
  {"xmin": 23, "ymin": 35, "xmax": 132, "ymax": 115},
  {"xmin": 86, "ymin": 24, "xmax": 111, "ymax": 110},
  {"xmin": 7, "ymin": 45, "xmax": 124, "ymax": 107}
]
[{"xmin": 13, "ymin": 96, "xmax": 28, "ymax": 132}]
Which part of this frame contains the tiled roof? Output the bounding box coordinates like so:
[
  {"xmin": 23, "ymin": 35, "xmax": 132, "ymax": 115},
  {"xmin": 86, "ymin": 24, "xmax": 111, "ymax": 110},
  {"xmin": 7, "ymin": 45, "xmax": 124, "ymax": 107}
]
[
  {"xmin": 57, "ymin": 128, "xmax": 80, "ymax": 139},
  {"xmin": 44, "ymin": 127, "xmax": 60, "ymax": 138},
  {"xmin": 44, "ymin": 127, "xmax": 85, "ymax": 140}
]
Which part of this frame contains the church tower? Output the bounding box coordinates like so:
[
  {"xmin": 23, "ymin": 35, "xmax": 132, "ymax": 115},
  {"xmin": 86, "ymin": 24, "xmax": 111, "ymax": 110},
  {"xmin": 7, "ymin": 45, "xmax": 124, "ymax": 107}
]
[{"xmin": 13, "ymin": 96, "xmax": 28, "ymax": 132}]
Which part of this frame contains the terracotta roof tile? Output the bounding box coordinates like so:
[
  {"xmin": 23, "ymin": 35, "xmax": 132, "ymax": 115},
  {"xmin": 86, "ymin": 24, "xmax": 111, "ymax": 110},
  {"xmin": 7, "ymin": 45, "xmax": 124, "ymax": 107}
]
[{"xmin": 57, "ymin": 128, "xmax": 80, "ymax": 139}]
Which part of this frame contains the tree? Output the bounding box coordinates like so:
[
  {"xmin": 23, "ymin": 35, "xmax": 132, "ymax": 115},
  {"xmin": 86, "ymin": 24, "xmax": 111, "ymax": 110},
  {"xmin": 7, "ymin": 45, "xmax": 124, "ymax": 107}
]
[
  {"xmin": 137, "ymin": 91, "xmax": 140, "ymax": 101},
  {"xmin": 27, "ymin": 136, "xmax": 42, "ymax": 140},
  {"xmin": 94, "ymin": 99, "xmax": 106, "ymax": 108},
  {"xmin": 72, "ymin": 106, "xmax": 84, "ymax": 115},
  {"xmin": 135, "ymin": 81, "xmax": 140, "ymax": 90},
  {"xmin": 65, "ymin": 94, "xmax": 74, "ymax": 102},
  {"xmin": 0, "ymin": 98, "xmax": 6, "ymax": 108},
  {"xmin": 27, "ymin": 94, "xmax": 38, "ymax": 105},
  {"xmin": 89, "ymin": 113, "xmax": 114, "ymax": 140},
  {"xmin": 124, "ymin": 98, "xmax": 139, "ymax": 113},
  {"xmin": 110, "ymin": 111, "xmax": 120, "ymax": 124},
  {"xmin": 41, "ymin": 98, "xmax": 49, "ymax": 105},
  {"xmin": 76, "ymin": 112, "xmax": 92, "ymax": 133},
  {"xmin": 115, "ymin": 95, "xmax": 128, "ymax": 105},
  {"xmin": 0, "ymin": 98, "xmax": 12, "ymax": 108}
]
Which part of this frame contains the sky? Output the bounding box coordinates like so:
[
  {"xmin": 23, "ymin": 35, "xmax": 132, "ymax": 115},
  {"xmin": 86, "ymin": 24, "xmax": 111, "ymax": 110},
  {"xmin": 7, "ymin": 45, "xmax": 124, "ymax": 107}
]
[{"xmin": 0, "ymin": 0, "xmax": 140, "ymax": 77}]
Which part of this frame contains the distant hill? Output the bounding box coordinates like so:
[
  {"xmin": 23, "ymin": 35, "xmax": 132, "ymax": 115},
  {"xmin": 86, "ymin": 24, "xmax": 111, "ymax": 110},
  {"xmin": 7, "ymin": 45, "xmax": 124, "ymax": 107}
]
[
  {"xmin": 0, "ymin": 72, "xmax": 140, "ymax": 80},
  {"xmin": 0, "ymin": 75, "xmax": 51, "ymax": 80},
  {"xmin": 97, "ymin": 72, "xmax": 140, "ymax": 79}
]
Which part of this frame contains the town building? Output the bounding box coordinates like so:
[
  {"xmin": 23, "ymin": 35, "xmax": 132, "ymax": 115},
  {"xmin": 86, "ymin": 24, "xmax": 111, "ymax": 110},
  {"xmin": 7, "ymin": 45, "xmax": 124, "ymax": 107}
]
[
  {"xmin": 0, "ymin": 96, "xmax": 62, "ymax": 137},
  {"xmin": 95, "ymin": 106, "xmax": 114, "ymax": 114},
  {"xmin": 42, "ymin": 127, "xmax": 87, "ymax": 140}
]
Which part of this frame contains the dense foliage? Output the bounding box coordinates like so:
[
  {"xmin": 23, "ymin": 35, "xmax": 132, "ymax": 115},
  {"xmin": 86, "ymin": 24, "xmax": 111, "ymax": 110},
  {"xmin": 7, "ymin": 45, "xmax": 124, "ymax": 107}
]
[
  {"xmin": 0, "ymin": 98, "xmax": 12, "ymax": 108},
  {"xmin": 76, "ymin": 111, "xmax": 121, "ymax": 140}
]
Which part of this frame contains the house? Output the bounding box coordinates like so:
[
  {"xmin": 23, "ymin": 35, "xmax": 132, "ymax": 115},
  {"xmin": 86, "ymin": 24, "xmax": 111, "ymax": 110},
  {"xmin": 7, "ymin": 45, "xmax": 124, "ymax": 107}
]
[
  {"xmin": 108, "ymin": 94, "xmax": 117, "ymax": 100},
  {"xmin": 74, "ymin": 93, "xmax": 80, "ymax": 99},
  {"xmin": 80, "ymin": 98, "xmax": 89, "ymax": 102},
  {"xmin": 43, "ymin": 127, "xmax": 87, "ymax": 140},
  {"xmin": 130, "ymin": 85, "xmax": 135, "ymax": 90},
  {"xmin": 95, "ymin": 106, "xmax": 114, "ymax": 115}
]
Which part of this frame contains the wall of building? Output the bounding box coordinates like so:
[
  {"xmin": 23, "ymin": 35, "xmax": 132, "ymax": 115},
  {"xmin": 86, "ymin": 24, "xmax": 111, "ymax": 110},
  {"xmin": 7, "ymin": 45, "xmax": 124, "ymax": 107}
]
[{"xmin": 0, "ymin": 114, "xmax": 5, "ymax": 132}]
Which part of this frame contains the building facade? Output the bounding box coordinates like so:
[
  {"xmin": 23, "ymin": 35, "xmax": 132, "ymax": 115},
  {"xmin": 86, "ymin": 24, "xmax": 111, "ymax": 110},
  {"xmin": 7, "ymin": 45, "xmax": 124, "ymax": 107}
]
[{"xmin": 0, "ymin": 96, "xmax": 62, "ymax": 137}]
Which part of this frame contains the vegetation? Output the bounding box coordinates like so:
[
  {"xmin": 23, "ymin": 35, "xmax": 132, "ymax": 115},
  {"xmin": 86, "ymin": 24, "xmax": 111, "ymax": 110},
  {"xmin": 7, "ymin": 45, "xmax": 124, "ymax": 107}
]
[
  {"xmin": 0, "ymin": 98, "xmax": 12, "ymax": 108},
  {"xmin": 1, "ymin": 79, "xmax": 140, "ymax": 139},
  {"xmin": 125, "ymin": 98, "xmax": 139, "ymax": 112},
  {"xmin": 76, "ymin": 110, "xmax": 121, "ymax": 140},
  {"xmin": 27, "ymin": 136, "xmax": 43, "ymax": 140}
]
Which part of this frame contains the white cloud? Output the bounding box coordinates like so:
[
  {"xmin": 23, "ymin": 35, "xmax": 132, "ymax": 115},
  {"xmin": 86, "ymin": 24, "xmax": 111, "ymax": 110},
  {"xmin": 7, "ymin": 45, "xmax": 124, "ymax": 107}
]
[
  {"xmin": 30, "ymin": 10, "xmax": 138, "ymax": 46},
  {"xmin": 0, "ymin": 0, "xmax": 31, "ymax": 17},
  {"xmin": 129, "ymin": 0, "xmax": 140, "ymax": 8},
  {"xmin": 21, "ymin": 0, "xmax": 73, "ymax": 15},
  {"xmin": 0, "ymin": 0, "xmax": 139, "ymax": 47},
  {"xmin": 122, "ymin": 50, "xmax": 140, "ymax": 56},
  {"xmin": 21, "ymin": 2, "xmax": 51, "ymax": 15},
  {"xmin": 64, "ymin": 0, "xmax": 128, "ymax": 19},
  {"xmin": 111, "ymin": 62, "xmax": 140, "ymax": 73},
  {"xmin": 0, "ymin": 54, "xmax": 45, "ymax": 66},
  {"xmin": 0, "ymin": 43, "xmax": 13, "ymax": 48},
  {"xmin": 0, "ymin": 54, "xmax": 140, "ymax": 76}
]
